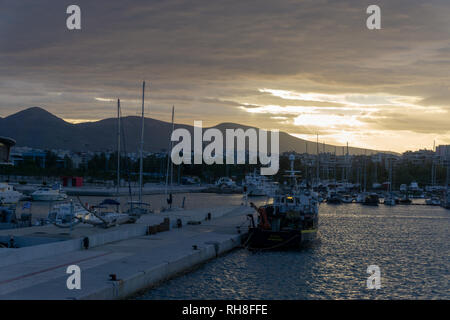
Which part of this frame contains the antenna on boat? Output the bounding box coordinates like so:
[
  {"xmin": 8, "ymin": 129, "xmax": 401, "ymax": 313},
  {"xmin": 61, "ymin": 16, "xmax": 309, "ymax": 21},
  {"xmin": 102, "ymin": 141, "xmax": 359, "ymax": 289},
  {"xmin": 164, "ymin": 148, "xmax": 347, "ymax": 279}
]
[{"xmin": 138, "ymin": 81, "xmax": 145, "ymax": 205}]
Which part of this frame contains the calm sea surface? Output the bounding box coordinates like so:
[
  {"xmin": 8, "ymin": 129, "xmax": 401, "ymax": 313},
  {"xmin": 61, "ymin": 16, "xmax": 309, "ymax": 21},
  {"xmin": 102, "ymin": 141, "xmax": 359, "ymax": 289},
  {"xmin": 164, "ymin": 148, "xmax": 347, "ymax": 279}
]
[{"xmin": 136, "ymin": 202, "xmax": 449, "ymax": 299}]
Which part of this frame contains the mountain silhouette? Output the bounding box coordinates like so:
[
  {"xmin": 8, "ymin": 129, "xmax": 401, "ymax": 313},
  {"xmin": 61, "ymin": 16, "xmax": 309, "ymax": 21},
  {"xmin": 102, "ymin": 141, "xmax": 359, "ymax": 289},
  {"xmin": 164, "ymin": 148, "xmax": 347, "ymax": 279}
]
[{"xmin": 0, "ymin": 107, "xmax": 386, "ymax": 155}]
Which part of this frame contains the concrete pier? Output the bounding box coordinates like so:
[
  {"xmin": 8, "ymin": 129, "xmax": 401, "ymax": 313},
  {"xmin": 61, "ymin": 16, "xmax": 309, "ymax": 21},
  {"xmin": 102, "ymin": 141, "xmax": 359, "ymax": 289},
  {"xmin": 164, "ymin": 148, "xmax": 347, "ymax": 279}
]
[{"xmin": 0, "ymin": 205, "xmax": 254, "ymax": 299}]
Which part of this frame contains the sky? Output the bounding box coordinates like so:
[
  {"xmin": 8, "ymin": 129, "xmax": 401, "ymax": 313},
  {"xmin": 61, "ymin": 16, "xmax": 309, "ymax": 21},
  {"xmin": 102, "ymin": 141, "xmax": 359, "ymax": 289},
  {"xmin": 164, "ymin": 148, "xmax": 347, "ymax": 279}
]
[{"xmin": 0, "ymin": 0, "xmax": 449, "ymax": 153}]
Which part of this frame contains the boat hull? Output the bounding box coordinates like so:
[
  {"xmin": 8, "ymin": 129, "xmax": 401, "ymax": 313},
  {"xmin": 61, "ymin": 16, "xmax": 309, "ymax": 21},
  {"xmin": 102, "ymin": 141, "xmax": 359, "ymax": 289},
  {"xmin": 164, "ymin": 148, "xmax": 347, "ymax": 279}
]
[
  {"xmin": 246, "ymin": 228, "xmax": 317, "ymax": 250},
  {"xmin": 31, "ymin": 194, "xmax": 66, "ymax": 201}
]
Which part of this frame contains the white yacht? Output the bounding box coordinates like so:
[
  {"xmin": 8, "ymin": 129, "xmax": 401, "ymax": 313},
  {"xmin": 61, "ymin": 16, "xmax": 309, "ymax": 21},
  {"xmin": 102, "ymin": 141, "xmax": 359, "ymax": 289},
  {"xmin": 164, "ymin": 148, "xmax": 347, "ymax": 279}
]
[
  {"xmin": 47, "ymin": 200, "xmax": 133, "ymax": 228},
  {"xmin": 0, "ymin": 183, "xmax": 24, "ymax": 204},
  {"xmin": 244, "ymin": 170, "xmax": 277, "ymax": 196},
  {"xmin": 31, "ymin": 184, "xmax": 67, "ymax": 201},
  {"xmin": 215, "ymin": 177, "xmax": 236, "ymax": 188},
  {"xmin": 48, "ymin": 201, "xmax": 90, "ymax": 224}
]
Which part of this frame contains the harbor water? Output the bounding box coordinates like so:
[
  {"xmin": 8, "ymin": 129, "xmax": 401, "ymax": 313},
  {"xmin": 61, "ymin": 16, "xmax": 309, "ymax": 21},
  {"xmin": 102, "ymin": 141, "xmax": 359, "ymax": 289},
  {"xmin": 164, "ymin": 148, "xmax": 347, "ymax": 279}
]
[{"xmin": 136, "ymin": 202, "xmax": 449, "ymax": 300}]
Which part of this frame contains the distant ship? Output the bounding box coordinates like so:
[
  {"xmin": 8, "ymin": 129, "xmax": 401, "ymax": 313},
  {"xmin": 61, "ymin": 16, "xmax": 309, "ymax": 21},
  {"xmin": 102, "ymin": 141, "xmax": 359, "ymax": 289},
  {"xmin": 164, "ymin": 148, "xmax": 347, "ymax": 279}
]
[{"xmin": 246, "ymin": 155, "xmax": 319, "ymax": 250}]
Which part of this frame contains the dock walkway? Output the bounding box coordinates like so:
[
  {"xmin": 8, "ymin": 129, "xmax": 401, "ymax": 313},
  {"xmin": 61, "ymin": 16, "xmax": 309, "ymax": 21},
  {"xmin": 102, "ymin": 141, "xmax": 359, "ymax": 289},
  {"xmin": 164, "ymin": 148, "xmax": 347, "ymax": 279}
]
[{"xmin": 0, "ymin": 205, "xmax": 254, "ymax": 299}]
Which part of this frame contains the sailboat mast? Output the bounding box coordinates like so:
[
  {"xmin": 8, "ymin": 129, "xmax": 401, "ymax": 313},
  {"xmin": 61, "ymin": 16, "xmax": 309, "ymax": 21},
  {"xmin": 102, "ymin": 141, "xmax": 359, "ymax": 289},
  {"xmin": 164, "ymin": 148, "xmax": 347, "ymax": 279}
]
[
  {"xmin": 165, "ymin": 106, "xmax": 175, "ymax": 198},
  {"xmin": 316, "ymin": 134, "xmax": 319, "ymax": 183},
  {"xmin": 170, "ymin": 106, "xmax": 175, "ymax": 187},
  {"xmin": 139, "ymin": 81, "xmax": 145, "ymax": 204},
  {"xmin": 334, "ymin": 146, "xmax": 337, "ymax": 192},
  {"xmin": 117, "ymin": 99, "xmax": 121, "ymax": 197}
]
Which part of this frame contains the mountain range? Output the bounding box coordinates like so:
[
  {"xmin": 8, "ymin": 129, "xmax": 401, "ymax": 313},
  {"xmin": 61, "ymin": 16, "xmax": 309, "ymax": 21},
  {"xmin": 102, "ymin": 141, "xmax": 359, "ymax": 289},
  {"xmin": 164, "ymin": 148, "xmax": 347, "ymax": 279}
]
[{"xmin": 0, "ymin": 107, "xmax": 385, "ymax": 155}]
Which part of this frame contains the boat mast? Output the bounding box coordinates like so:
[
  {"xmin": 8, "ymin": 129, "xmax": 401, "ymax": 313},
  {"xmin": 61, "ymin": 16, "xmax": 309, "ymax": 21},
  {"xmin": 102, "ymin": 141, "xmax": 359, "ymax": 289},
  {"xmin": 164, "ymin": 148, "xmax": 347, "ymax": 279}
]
[
  {"xmin": 388, "ymin": 157, "xmax": 393, "ymax": 194},
  {"xmin": 139, "ymin": 81, "xmax": 145, "ymax": 205},
  {"xmin": 165, "ymin": 105, "xmax": 175, "ymax": 198},
  {"xmin": 170, "ymin": 106, "xmax": 175, "ymax": 187},
  {"xmin": 316, "ymin": 133, "xmax": 319, "ymax": 184},
  {"xmin": 334, "ymin": 146, "xmax": 337, "ymax": 193},
  {"xmin": 117, "ymin": 99, "xmax": 121, "ymax": 198},
  {"xmin": 363, "ymin": 150, "xmax": 367, "ymax": 193}
]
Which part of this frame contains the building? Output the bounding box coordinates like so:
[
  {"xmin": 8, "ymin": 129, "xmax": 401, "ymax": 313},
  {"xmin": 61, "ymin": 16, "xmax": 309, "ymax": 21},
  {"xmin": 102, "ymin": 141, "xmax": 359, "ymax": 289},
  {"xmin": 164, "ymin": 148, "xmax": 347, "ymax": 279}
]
[
  {"xmin": 402, "ymin": 149, "xmax": 435, "ymax": 165},
  {"xmin": 436, "ymin": 145, "xmax": 450, "ymax": 160},
  {"xmin": 0, "ymin": 136, "xmax": 16, "ymax": 165},
  {"xmin": 61, "ymin": 176, "xmax": 83, "ymax": 187}
]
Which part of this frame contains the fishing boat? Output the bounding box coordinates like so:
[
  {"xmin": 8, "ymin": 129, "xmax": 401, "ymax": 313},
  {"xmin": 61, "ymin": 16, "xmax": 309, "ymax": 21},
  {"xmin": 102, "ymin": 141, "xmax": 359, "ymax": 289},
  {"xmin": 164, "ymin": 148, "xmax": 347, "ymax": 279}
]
[
  {"xmin": 31, "ymin": 184, "xmax": 67, "ymax": 201},
  {"xmin": 0, "ymin": 183, "xmax": 24, "ymax": 204},
  {"xmin": 246, "ymin": 155, "xmax": 319, "ymax": 250}
]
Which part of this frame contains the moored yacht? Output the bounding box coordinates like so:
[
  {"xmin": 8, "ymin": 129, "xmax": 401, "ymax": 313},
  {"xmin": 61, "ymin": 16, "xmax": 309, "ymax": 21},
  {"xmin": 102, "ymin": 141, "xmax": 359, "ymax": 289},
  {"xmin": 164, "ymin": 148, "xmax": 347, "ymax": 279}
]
[
  {"xmin": 425, "ymin": 197, "xmax": 441, "ymax": 206},
  {"xmin": 384, "ymin": 193, "xmax": 396, "ymax": 206},
  {"xmin": 31, "ymin": 184, "xmax": 67, "ymax": 201},
  {"xmin": 362, "ymin": 193, "xmax": 379, "ymax": 206},
  {"xmin": 0, "ymin": 183, "xmax": 24, "ymax": 204}
]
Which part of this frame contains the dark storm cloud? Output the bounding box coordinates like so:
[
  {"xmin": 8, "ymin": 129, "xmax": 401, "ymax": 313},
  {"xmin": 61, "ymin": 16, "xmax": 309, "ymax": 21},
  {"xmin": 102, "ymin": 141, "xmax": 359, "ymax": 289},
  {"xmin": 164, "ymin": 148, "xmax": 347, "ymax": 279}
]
[{"xmin": 0, "ymin": 0, "xmax": 449, "ymax": 150}]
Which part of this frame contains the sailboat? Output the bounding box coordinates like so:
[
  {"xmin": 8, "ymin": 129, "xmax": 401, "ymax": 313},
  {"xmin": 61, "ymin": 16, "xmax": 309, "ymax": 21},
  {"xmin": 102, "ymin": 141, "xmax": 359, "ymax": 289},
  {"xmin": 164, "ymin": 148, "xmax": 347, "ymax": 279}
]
[
  {"xmin": 48, "ymin": 98, "xmax": 139, "ymax": 229},
  {"xmin": 161, "ymin": 106, "xmax": 184, "ymax": 212},
  {"xmin": 384, "ymin": 157, "xmax": 396, "ymax": 206},
  {"xmin": 127, "ymin": 81, "xmax": 152, "ymax": 215},
  {"xmin": 442, "ymin": 160, "xmax": 450, "ymax": 209}
]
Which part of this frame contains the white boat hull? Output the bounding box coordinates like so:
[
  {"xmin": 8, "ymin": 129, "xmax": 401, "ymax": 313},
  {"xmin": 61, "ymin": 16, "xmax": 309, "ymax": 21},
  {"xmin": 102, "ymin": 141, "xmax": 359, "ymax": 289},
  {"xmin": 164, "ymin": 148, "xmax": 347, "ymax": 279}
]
[
  {"xmin": 32, "ymin": 193, "xmax": 67, "ymax": 201},
  {"xmin": 0, "ymin": 192, "xmax": 22, "ymax": 204}
]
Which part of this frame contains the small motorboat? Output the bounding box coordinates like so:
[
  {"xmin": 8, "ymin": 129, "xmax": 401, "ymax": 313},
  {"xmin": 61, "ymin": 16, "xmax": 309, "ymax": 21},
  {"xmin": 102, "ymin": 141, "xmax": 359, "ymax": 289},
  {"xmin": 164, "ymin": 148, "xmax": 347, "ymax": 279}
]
[
  {"xmin": 397, "ymin": 195, "xmax": 412, "ymax": 205},
  {"xmin": 384, "ymin": 194, "xmax": 396, "ymax": 206},
  {"xmin": 341, "ymin": 194, "xmax": 354, "ymax": 203},
  {"xmin": 425, "ymin": 197, "xmax": 440, "ymax": 206},
  {"xmin": 31, "ymin": 184, "xmax": 67, "ymax": 201},
  {"xmin": 326, "ymin": 192, "xmax": 342, "ymax": 204},
  {"xmin": 0, "ymin": 183, "xmax": 24, "ymax": 205},
  {"xmin": 363, "ymin": 193, "xmax": 379, "ymax": 206}
]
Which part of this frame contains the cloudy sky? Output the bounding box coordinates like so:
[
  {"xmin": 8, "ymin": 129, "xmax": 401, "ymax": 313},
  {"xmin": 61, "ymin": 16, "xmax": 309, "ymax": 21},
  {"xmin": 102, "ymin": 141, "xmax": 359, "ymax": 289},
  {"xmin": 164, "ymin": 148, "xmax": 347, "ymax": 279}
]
[{"xmin": 0, "ymin": 0, "xmax": 449, "ymax": 152}]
